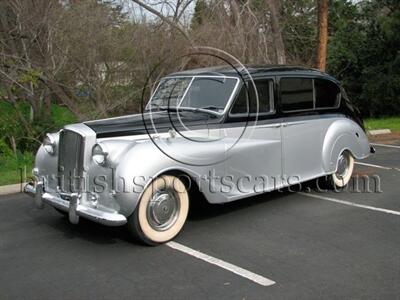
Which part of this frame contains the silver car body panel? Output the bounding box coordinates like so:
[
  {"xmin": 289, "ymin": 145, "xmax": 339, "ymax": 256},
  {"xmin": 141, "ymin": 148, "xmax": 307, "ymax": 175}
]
[
  {"xmin": 29, "ymin": 112, "xmax": 370, "ymax": 225},
  {"xmin": 282, "ymin": 114, "xmax": 369, "ymax": 183}
]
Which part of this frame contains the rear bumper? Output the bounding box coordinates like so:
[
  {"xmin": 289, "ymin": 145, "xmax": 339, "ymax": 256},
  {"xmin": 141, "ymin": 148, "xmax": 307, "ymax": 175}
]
[{"xmin": 24, "ymin": 182, "xmax": 127, "ymax": 226}]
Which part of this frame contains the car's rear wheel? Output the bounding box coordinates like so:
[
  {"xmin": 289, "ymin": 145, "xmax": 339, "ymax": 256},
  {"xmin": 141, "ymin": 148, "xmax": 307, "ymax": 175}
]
[
  {"xmin": 127, "ymin": 175, "xmax": 189, "ymax": 245},
  {"xmin": 329, "ymin": 150, "xmax": 354, "ymax": 188}
]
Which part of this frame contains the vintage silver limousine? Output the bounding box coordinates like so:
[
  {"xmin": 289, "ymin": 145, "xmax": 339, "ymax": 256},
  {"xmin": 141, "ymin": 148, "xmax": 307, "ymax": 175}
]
[{"xmin": 25, "ymin": 65, "xmax": 373, "ymax": 245}]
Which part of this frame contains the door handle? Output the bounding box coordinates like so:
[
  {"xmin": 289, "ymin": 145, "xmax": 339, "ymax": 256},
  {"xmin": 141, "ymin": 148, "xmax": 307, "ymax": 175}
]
[
  {"xmin": 283, "ymin": 122, "xmax": 305, "ymax": 127},
  {"xmin": 257, "ymin": 124, "xmax": 281, "ymax": 129}
]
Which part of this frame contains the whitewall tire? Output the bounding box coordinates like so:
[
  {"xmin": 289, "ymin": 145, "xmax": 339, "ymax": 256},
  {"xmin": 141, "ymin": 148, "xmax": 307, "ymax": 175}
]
[
  {"xmin": 330, "ymin": 151, "xmax": 354, "ymax": 188},
  {"xmin": 128, "ymin": 175, "xmax": 189, "ymax": 245}
]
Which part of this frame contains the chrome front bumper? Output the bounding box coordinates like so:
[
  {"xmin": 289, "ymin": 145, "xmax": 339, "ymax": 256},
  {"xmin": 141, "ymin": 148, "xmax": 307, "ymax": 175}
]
[{"xmin": 24, "ymin": 182, "xmax": 127, "ymax": 226}]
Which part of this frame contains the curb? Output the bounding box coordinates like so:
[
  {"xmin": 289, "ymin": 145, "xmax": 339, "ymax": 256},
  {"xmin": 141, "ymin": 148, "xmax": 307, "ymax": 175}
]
[
  {"xmin": 368, "ymin": 129, "xmax": 391, "ymax": 136},
  {"xmin": 0, "ymin": 183, "xmax": 27, "ymax": 196}
]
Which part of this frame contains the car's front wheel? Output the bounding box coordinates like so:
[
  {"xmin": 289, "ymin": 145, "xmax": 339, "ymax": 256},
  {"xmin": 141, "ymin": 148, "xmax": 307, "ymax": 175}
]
[
  {"xmin": 329, "ymin": 150, "xmax": 354, "ymax": 188},
  {"xmin": 127, "ymin": 175, "xmax": 189, "ymax": 245}
]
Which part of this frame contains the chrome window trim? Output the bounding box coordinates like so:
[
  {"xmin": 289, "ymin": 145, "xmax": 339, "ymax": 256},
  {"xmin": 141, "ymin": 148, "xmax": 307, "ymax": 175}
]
[
  {"xmin": 280, "ymin": 76, "xmax": 342, "ymax": 113},
  {"xmin": 176, "ymin": 77, "xmax": 196, "ymax": 107},
  {"xmin": 145, "ymin": 75, "xmax": 241, "ymax": 116},
  {"xmin": 312, "ymin": 78, "xmax": 316, "ymax": 109},
  {"xmin": 228, "ymin": 79, "xmax": 276, "ymax": 118},
  {"xmin": 148, "ymin": 80, "xmax": 164, "ymax": 106}
]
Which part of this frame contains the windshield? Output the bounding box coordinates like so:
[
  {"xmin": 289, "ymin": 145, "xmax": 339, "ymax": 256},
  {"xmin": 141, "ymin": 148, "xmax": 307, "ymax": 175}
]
[{"xmin": 147, "ymin": 76, "xmax": 238, "ymax": 113}]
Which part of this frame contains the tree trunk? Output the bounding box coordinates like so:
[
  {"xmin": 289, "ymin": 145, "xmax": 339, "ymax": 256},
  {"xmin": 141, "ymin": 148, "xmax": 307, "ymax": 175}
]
[
  {"xmin": 43, "ymin": 89, "xmax": 52, "ymax": 117},
  {"xmin": 266, "ymin": 0, "xmax": 286, "ymax": 64},
  {"xmin": 10, "ymin": 136, "xmax": 17, "ymax": 155},
  {"xmin": 230, "ymin": 0, "xmax": 248, "ymax": 62},
  {"xmin": 316, "ymin": 0, "xmax": 329, "ymax": 71}
]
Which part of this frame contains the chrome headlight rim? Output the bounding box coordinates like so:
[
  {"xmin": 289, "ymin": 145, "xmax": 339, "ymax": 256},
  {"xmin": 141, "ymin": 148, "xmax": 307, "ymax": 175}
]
[
  {"xmin": 92, "ymin": 143, "xmax": 108, "ymax": 166},
  {"xmin": 43, "ymin": 133, "xmax": 56, "ymax": 155}
]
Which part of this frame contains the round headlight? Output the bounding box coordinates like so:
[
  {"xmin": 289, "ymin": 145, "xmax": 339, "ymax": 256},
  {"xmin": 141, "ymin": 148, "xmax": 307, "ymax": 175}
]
[
  {"xmin": 92, "ymin": 143, "xmax": 108, "ymax": 166},
  {"xmin": 43, "ymin": 134, "xmax": 56, "ymax": 155}
]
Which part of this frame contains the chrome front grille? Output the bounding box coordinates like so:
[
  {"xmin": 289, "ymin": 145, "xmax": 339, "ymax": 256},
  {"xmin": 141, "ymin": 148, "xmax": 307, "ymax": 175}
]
[{"xmin": 58, "ymin": 130, "xmax": 84, "ymax": 193}]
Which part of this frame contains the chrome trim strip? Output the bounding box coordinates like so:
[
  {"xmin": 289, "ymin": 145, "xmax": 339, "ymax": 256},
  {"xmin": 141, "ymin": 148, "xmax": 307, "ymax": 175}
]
[
  {"xmin": 255, "ymin": 124, "xmax": 281, "ymax": 129},
  {"xmin": 282, "ymin": 121, "xmax": 307, "ymax": 127},
  {"xmin": 96, "ymin": 114, "xmax": 346, "ymax": 142}
]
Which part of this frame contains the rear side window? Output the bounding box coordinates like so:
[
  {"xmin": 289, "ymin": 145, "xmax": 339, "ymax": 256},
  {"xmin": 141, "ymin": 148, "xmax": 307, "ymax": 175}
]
[
  {"xmin": 280, "ymin": 78, "xmax": 314, "ymax": 111},
  {"xmin": 231, "ymin": 79, "xmax": 273, "ymax": 115},
  {"xmin": 315, "ymin": 79, "xmax": 340, "ymax": 108}
]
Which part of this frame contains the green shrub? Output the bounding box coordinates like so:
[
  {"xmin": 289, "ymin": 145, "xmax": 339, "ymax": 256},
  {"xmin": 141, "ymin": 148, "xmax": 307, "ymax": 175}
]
[
  {"xmin": 0, "ymin": 101, "xmax": 77, "ymax": 153},
  {"xmin": 51, "ymin": 104, "xmax": 77, "ymax": 128},
  {"xmin": 0, "ymin": 138, "xmax": 14, "ymax": 157},
  {"xmin": 0, "ymin": 139, "xmax": 34, "ymax": 185},
  {"xmin": 0, "ymin": 101, "xmax": 76, "ymax": 184}
]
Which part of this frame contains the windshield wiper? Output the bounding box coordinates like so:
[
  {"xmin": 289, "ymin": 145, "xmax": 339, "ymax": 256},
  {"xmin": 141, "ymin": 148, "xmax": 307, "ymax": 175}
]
[
  {"xmin": 158, "ymin": 106, "xmax": 183, "ymax": 112},
  {"xmin": 148, "ymin": 103, "xmax": 163, "ymax": 110},
  {"xmin": 189, "ymin": 106, "xmax": 223, "ymax": 116},
  {"xmin": 149, "ymin": 105, "xmax": 223, "ymax": 116},
  {"xmin": 199, "ymin": 106, "xmax": 224, "ymax": 112},
  {"xmin": 147, "ymin": 105, "xmax": 178, "ymax": 112}
]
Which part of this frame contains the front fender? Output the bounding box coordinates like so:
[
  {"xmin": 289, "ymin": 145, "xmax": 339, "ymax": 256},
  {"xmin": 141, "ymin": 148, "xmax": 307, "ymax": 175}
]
[
  {"xmin": 113, "ymin": 141, "xmax": 204, "ymax": 217},
  {"xmin": 322, "ymin": 119, "xmax": 370, "ymax": 173},
  {"xmin": 34, "ymin": 133, "xmax": 60, "ymax": 192}
]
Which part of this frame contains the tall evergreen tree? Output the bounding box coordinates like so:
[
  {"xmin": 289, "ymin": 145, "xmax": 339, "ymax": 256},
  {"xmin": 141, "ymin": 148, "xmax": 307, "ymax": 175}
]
[{"xmin": 191, "ymin": 0, "xmax": 210, "ymax": 30}]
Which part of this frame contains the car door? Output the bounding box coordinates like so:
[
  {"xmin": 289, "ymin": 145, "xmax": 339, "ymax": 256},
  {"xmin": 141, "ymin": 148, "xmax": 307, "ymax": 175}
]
[
  {"xmin": 223, "ymin": 78, "xmax": 283, "ymax": 198},
  {"xmin": 279, "ymin": 76, "xmax": 325, "ymax": 184}
]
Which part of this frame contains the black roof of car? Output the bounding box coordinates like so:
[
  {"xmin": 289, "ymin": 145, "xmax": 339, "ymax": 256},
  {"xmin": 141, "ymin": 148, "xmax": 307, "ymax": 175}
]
[{"xmin": 169, "ymin": 64, "xmax": 339, "ymax": 83}]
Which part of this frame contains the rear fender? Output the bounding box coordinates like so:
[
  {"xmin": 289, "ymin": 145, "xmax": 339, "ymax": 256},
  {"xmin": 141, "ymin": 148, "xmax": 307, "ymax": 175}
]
[{"xmin": 322, "ymin": 119, "xmax": 370, "ymax": 173}]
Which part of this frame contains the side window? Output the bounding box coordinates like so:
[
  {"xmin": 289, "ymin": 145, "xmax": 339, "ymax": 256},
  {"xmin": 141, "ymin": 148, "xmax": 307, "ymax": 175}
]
[
  {"xmin": 315, "ymin": 79, "xmax": 340, "ymax": 108},
  {"xmin": 281, "ymin": 78, "xmax": 314, "ymax": 111},
  {"xmin": 231, "ymin": 79, "xmax": 272, "ymax": 115}
]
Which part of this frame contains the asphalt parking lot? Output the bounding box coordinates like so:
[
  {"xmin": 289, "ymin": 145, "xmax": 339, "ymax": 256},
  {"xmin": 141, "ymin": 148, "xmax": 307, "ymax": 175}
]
[{"xmin": 1, "ymin": 140, "xmax": 399, "ymax": 299}]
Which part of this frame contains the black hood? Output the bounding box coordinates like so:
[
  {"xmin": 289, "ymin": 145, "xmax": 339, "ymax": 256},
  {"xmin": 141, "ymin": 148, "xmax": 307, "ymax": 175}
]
[{"xmin": 84, "ymin": 111, "xmax": 222, "ymax": 138}]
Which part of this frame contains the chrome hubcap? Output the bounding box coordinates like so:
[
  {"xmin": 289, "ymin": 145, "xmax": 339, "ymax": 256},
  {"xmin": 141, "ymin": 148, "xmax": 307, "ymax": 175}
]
[
  {"xmin": 147, "ymin": 190, "xmax": 179, "ymax": 231},
  {"xmin": 336, "ymin": 153, "xmax": 349, "ymax": 179}
]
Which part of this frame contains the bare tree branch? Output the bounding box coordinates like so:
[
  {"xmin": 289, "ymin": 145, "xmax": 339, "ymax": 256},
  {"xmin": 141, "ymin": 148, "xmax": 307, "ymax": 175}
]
[{"xmin": 129, "ymin": 0, "xmax": 193, "ymax": 46}]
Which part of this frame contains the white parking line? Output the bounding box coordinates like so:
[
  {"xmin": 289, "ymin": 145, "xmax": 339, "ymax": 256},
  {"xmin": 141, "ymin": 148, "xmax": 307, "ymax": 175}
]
[
  {"xmin": 371, "ymin": 143, "xmax": 400, "ymax": 149},
  {"xmin": 299, "ymin": 192, "xmax": 400, "ymax": 216},
  {"xmin": 167, "ymin": 241, "xmax": 276, "ymax": 287},
  {"xmin": 355, "ymin": 162, "xmax": 392, "ymax": 170}
]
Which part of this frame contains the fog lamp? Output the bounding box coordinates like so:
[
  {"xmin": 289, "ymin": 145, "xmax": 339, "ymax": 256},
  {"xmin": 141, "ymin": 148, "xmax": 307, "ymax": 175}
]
[
  {"xmin": 92, "ymin": 143, "xmax": 108, "ymax": 166},
  {"xmin": 43, "ymin": 134, "xmax": 56, "ymax": 155}
]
